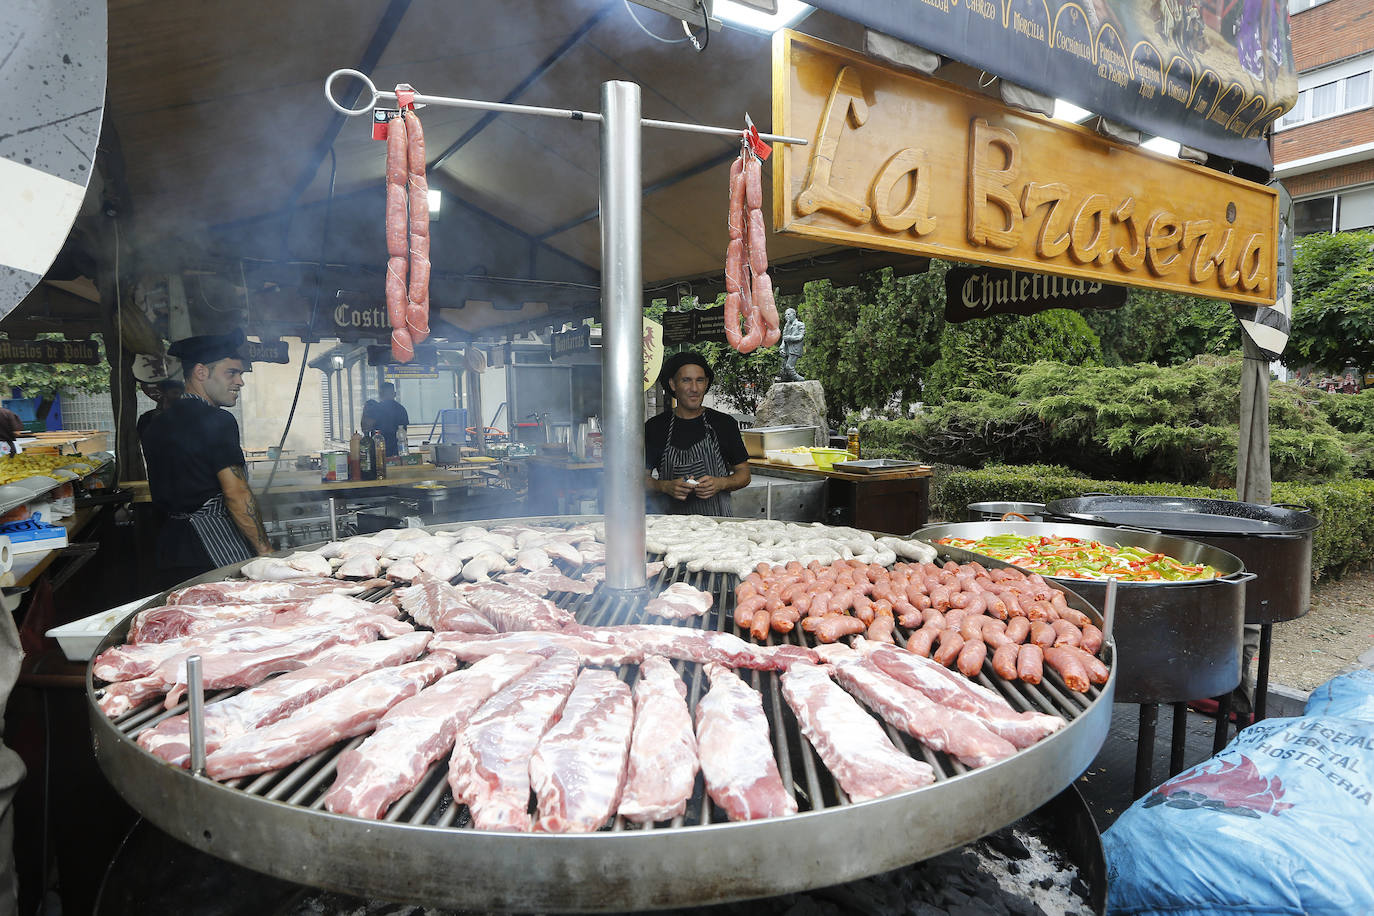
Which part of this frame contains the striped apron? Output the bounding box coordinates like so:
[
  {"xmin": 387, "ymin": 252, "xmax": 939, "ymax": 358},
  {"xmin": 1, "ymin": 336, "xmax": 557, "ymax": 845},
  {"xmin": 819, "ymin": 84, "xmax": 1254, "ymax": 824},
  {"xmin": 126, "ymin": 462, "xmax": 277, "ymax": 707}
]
[
  {"xmin": 657, "ymin": 412, "xmax": 732, "ymax": 516},
  {"xmin": 173, "ymin": 493, "xmax": 255, "ymax": 568}
]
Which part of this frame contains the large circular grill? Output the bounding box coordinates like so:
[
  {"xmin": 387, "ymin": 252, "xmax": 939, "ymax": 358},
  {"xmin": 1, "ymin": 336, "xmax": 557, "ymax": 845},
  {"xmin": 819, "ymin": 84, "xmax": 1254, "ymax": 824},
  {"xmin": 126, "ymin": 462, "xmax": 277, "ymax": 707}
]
[{"xmin": 87, "ymin": 517, "xmax": 1115, "ymax": 913}]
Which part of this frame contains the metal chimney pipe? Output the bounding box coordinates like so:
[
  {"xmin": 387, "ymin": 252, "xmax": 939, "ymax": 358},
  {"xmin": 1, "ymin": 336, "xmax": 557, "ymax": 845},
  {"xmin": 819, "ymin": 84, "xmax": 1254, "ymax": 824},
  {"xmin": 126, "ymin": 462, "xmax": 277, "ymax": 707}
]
[{"xmin": 599, "ymin": 80, "xmax": 647, "ymax": 593}]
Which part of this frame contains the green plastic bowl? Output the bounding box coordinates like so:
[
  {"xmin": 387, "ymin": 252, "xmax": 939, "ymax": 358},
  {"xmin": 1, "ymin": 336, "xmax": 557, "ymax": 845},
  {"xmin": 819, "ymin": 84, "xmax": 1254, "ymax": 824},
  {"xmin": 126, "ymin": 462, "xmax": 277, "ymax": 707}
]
[{"xmin": 809, "ymin": 447, "xmax": 854, "ymax": 471}]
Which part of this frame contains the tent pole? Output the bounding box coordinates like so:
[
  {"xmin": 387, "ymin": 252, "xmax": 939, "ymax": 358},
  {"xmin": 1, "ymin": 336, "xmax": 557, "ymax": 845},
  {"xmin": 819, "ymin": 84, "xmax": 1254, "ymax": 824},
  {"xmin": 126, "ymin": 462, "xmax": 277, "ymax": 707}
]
[{"xmin": 599, "ymin": 80, "xmax": 647, "ymax": 594}]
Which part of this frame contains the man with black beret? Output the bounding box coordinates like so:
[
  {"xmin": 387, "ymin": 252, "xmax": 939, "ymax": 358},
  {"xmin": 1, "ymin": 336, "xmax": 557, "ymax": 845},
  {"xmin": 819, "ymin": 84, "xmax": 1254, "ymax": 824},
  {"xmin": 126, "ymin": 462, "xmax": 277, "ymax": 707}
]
[
  {"xmin": 644, "ymin": 351, "xmax": 750, "ymax": 516},
  {"xmin": 142, "ymin": 329, "xmax": 273, "ymax": 585}
]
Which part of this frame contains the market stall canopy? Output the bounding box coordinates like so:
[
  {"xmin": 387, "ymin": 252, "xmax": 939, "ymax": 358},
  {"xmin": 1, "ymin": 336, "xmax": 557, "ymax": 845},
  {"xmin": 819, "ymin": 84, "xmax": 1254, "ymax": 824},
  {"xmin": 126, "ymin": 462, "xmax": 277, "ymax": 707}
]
[
  {"xmin": 0, "ymin": 0, "xmax": 105, "ymax": 324},
  {"xmin": 7, "ymin": 0, "xmax": 933, "ymax": 344}
]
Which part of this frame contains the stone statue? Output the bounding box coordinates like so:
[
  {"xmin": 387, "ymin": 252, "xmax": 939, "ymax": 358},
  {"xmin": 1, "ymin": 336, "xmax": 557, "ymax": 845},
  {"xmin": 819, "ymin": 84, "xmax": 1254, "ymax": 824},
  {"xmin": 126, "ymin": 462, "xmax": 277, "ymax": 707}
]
[{"xmin": 778, "ymin": 307, "xmax": 805, "ymax": 382}]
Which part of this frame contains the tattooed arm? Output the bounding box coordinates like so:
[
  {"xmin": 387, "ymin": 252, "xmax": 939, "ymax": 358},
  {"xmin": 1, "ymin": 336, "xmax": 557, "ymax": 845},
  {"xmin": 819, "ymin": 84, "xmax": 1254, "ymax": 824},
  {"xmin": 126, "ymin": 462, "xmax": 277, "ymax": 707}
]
[{"xmin": 217, "ymin": 464, "xmax": 274, "ymax": 556}]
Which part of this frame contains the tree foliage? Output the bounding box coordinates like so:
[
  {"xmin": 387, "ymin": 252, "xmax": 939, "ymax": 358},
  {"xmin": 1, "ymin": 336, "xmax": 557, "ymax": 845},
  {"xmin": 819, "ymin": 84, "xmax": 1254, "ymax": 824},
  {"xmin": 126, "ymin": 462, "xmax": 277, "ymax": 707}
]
[
  {"xmin": 860, "ymin": 356, "xmax": 1362, "ymax": 486},
  {"xmin": 922, "ymin": 307, "xmax": 1104, "ymax": 402},
  {"xmin": 796, "ymin": 265, "xmax": 946, "ymax": 425},
  {"xmin": 1290, "ymin": 229, "xmax": 1374, "ymax": 372},
  {"xmin": 0, "ymin": 333, "xmax": 111, "ymax": 398},
  {"xmin": 1081, "ymin": 289, "xmax": 1239, "ymax": 366}
]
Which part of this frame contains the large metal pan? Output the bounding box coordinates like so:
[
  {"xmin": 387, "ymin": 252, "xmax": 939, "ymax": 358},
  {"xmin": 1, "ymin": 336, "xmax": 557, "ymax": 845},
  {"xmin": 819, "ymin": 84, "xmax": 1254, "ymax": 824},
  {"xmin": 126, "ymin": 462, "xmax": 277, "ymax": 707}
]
[
  {"xmin": 86, "ymin": 517, "xmax": 1115, "ymax": 913},
  {"xmin": 1043, "ymin": 495, "xmax": 1319, "ymax": 625},
  {"xmin": 916, "ymin": 521, "xmax": 1252, "ymax": 705}
]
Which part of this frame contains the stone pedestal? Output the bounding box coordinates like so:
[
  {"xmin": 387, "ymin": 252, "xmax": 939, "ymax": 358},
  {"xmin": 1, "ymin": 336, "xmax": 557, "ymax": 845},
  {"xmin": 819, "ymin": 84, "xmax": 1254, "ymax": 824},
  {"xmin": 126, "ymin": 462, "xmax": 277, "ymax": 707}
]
[{"xmin": 754, "ymin": 381, "xmax": 829, "ymax": 447}]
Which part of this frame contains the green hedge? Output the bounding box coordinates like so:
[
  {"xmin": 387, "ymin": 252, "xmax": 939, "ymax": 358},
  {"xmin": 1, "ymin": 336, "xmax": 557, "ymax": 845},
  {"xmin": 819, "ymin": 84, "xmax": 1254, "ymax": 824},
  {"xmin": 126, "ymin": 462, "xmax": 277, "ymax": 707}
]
[{"xmin": 931, "ymin": 464, "xmax": 1374, "ymax": 581}]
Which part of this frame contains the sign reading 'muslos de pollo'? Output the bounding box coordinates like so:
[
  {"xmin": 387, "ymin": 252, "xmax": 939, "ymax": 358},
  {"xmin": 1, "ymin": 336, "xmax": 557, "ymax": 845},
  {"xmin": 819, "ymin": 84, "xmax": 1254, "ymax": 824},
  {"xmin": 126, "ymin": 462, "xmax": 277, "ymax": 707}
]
[
  {"xmin": 0, "ymin": 338, "xmax": 101, "ymax": 365},
  {"xmin": 773, "ymin": 32, "xmax": 1279, "ymax": 306}
]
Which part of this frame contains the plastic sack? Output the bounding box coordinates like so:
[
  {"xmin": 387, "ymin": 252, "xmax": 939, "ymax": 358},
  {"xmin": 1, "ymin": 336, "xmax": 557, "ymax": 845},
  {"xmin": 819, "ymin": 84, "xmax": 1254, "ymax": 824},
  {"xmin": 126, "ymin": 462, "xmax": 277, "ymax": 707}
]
[{"xmin": 1103, "ymin": 669, "xmax": 1374, "ymax": 915}]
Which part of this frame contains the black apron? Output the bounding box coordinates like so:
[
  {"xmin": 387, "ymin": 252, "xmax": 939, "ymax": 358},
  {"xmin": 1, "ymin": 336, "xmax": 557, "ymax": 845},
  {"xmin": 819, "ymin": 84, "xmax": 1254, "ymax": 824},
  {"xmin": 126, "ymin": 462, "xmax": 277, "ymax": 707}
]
[
  {"xmin": 173, "ymin": 493, "xmax": 255, "ymax": 568},
  {"xmin": 656, "ymin": 412, "xmax": 732, "ymax": 516}
]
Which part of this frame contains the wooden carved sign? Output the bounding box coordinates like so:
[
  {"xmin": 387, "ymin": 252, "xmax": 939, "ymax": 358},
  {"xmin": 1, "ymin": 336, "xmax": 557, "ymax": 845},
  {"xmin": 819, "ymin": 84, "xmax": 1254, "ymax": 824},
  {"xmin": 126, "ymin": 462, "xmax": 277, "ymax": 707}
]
[{"xmin": 773, "ymin": 32, "xmax": 1279, "ymax": 305}]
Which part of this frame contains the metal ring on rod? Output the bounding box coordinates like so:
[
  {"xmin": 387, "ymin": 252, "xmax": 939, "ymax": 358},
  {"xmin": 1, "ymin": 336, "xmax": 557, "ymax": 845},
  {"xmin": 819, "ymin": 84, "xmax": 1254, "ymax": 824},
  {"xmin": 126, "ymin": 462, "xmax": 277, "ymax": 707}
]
[{"xmin": 325, "ymin": 68, "xmax": 381, "ymax": 116}]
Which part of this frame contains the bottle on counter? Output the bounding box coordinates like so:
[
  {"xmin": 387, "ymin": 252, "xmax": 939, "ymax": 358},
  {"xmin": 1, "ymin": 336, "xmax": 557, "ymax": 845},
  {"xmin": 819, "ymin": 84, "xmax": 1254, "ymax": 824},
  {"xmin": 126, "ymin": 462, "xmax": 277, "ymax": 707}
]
[
  {"xmin": 372, "ymin": 430, "xmax": 387, "ymax": 479},
  {"xmin": 358, "ymin": 431, "xmax": 376, "ymax": 481},
  {"xmin": 348, "ymin": 431, "xmax": 363, "ymax": 481},
  {"xmin": 847, "ymin": 426, "xmax": 861, "ymax": 460},
  {"xmin": 395, "ymin": 425, "xmax": 408, "ymax": 456}
]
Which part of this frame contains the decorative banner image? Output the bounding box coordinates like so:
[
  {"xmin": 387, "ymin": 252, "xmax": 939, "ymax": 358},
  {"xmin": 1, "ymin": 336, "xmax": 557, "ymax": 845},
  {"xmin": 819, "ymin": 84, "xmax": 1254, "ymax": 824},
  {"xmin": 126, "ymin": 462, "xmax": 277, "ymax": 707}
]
[{"xmin": 803, "ymin": 0, "xmax": 1295, "ymax": 170}]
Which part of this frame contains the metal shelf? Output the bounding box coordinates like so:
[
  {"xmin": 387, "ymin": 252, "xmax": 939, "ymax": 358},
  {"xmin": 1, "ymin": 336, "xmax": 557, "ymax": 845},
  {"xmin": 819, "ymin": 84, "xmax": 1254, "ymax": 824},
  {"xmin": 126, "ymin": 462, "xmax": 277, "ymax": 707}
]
[{"xmin": 0, "ymin": 456, "xmax": 113, "ymax": 517}]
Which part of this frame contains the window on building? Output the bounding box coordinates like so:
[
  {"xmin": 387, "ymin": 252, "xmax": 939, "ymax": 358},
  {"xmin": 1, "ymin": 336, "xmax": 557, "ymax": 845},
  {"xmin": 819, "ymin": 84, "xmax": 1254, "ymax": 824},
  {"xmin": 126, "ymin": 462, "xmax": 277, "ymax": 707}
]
[
  {"xmin": 1277, "ymin": 68, "xmax": 1374, "ymax": 129},
  {"xmin": 1293, "ymin": 196, "xmax": 1336, "ymax": 235},
  {"xmin": 1289, "ymin": 0, "xmax": 1336, "ymax": 12},
  {"xmin": 1337, "ymin": 187, "xmax": 1374, "ymax": 231}
]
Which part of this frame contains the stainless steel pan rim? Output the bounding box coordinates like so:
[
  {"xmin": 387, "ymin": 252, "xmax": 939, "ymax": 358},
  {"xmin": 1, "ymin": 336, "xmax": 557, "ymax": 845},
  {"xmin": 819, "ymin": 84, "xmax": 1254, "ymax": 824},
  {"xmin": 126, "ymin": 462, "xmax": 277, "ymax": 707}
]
[{"xmin": 87, "ymin": 516, "xmax": 1115, "ymax": 913}]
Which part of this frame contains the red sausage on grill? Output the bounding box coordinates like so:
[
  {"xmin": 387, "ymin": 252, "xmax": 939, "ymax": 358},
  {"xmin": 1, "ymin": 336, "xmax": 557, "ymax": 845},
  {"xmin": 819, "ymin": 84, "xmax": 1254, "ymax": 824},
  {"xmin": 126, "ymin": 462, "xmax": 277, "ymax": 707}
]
[
  {"xmin": 1004, "ymin": 616, "xmax": 1031, "ymax": 644},
  {"xmin": 1043, "ymin": 647, "xmax": 1091, "ymax": 692},
  {"xmin": 992, "ymin": 643, "xmax": 1020, "ymax": 679},
  {"xmin": 933, "ymin": 628, "xmax": 964, "ymax": 667},
  {"xmin": 1061, "ymin": 645, "xmax": 1110, "ymax": 685},
  {"xmin": 1017, "ymin": 644, "xmax": 1044, "ymax": 684},
  {"xmin": 906, "ymin": 624, "xmax": 939, "ymax": 657},
  {"xmin": 1079, "ymin": 623, "xmax": 1104, "ymax": 655},
  {"xmin": 957, "ymin": 638, "xmax": 987, "ymax": 677},
  {"xmin": 1051, "ymin": 619, "xmax": 1083, "ymax": 649}
]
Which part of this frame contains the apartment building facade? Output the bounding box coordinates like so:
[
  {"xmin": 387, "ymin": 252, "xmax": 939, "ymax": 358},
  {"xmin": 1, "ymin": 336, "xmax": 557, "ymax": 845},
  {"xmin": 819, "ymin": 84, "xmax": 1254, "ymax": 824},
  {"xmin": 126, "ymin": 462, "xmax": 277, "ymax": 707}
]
[{"xmin": 1273, "ymin": 0, "xmax": 1374, "ymax": 233}]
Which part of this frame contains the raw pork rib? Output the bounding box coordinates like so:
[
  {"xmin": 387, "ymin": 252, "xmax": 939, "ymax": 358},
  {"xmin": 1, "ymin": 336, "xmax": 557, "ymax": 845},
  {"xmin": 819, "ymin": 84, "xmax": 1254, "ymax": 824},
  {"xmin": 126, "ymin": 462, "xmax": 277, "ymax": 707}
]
[
  {"xmin": 462, "ymin": 582, "xmax": 577, "ymax": 631},
  {"xmin": 95, "ymin": 607, "xmax": 411, "ymax": 682},
  {"xmin": 826, "ymin": 653, "xmax": 1016, "ymax": 768},
  {"xmin": 448, "ymin": 651, "xmax": 579, "ymax": 831},
  {"xmin": 324, "ymin": 651, "xmax": 540, "ymax": 819},
  {"xmin": 852, "ymin": 640, "xmax": 1064, "ymax": 747},
  {"xmin": 136, "ymin": 632, "xmax": 433, "ymax": 767},
  {"xmin": 394, "ymin": 574, "xmax": 497, "ymax": 634},
  {"xmin": 530, "ymin": 669, "xmax": 634, "ymax": 833},
  {"xmin": 618, "ymin": 656, "xmax": 698, "ymax": 824},
  {"xmin": 695, "ymin": 663, "xmax": 797, "ymax": 821},
  {"xmin": 130, "ymin": 600, "xmax": 301, "ymax": 644},
  {"xmin": 167, "ymin": 578, "xmax": 381, "ymax": 606},
  {"xmin": 779, "ymin": 662, "xmax": 933, "ymax": 801},
  {"xmin": 431, "ymin": 631, "xmax": 643, "ymax": 667},
  {"xmin": 574, "ymin": 624, "xmax": 817, "ymax": 671},
  {"xmin": 644, "ymin": 582, "xmax": 713, "ymax": 620},
  {"xmin": 205, "ymin": 652, "xmax": 457, "ymax": 780},
  {"xmin": 131, "ymin": 593, "xmax": 396, "ymax": 645}
]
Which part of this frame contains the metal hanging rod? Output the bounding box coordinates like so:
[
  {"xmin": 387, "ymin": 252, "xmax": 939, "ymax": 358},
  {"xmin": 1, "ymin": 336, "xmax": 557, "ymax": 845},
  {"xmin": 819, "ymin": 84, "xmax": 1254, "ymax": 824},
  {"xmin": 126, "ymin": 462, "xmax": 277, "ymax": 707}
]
[{"xmin": 324, "ymin": 69, "xmax": 809, "ymax": 146}]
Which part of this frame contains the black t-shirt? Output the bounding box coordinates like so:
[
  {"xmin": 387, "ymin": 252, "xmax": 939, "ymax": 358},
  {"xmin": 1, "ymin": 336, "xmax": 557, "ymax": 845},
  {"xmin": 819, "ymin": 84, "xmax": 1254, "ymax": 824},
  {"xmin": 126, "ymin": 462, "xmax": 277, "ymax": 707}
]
[
  {"xmin": 644, "ymin": 408, "xmax": 749, "ymax": 472},
  {"xmin": 142, "ymin": 395, "xmax": 247, "ymax": 515},
  {"xmin": 366, "ymin": 399, "xmax": 409, "ymax": 456}
]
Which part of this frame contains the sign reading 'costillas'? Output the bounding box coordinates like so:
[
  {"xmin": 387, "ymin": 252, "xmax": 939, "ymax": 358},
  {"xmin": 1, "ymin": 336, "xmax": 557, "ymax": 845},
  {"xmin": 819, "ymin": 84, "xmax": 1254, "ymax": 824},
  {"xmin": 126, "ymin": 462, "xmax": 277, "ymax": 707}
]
[
  {"xmin": 944, "ymin": 266, "xmax": 1127, "ymax": 322},
  {"xmin": 773, "ymin": 32, "xmax": 1279, "ymax": 306}
]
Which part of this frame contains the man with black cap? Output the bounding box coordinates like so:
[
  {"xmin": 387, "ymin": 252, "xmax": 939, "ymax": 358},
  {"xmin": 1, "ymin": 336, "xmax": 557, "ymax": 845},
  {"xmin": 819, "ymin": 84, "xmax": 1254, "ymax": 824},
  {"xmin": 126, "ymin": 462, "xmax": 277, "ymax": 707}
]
[
  {"xmin": 142, "ymin": 329, "xmax": 273, "ymax": 585},
  {"xmin": 645, "ymin": 351, "xmax": 750, "ymax": 516}
]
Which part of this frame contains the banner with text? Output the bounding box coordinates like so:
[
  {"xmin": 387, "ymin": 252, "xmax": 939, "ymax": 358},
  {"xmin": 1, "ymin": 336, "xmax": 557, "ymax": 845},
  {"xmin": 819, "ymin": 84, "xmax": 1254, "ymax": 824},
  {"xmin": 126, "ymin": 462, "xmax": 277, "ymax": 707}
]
[
  {"xmin": 804, "ymin": 0, "xmax": 1294, "ymax": 170},
  {"xmin": 0, "ymin": 338, "xmax": 101, "ymax": 365},
  {"xmin": 944, "ymin": 266, "xmax": 1127, "ymax": 322},
  {"xmin": 774, "ymin": 32, "xmax": 1279, "ymax": 306},
  {"xmin": 661, "ymin": 306, "xmax": 729, "ymax": 346}
]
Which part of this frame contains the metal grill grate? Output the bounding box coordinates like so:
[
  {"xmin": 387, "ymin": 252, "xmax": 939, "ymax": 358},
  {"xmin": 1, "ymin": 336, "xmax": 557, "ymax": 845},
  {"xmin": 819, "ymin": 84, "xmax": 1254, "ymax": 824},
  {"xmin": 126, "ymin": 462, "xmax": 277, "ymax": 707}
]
[{"xmin": 109, "ymin": 556, "xmax": 1106, "ymax": 834}]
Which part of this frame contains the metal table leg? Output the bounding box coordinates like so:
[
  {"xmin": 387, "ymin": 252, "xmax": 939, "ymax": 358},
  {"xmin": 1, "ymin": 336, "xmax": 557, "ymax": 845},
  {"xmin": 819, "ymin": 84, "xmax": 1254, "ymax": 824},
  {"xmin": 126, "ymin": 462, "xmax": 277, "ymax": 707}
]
[
  {"xmin": 1254, "ymin": 623, "xmax": 1273, "ymax": 722},
  {"xmin": 1134, "ymin": 703, "xmax": 1158, "ymax": 798},
  {"xmin": 1212, "ymin": 693, "xmax": 1232, "ymax": 754},
  {"xmin": 1169, "ymin": 701, "xmax": 1188, "ymax": 777}
]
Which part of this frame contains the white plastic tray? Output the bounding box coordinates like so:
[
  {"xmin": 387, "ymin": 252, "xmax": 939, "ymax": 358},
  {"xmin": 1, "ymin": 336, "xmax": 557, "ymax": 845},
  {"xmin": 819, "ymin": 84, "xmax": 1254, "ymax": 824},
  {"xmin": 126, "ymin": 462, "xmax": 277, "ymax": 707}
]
[{"xmin": 46, "ymin": 594, "xmax": 158, "ymax": 662}]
